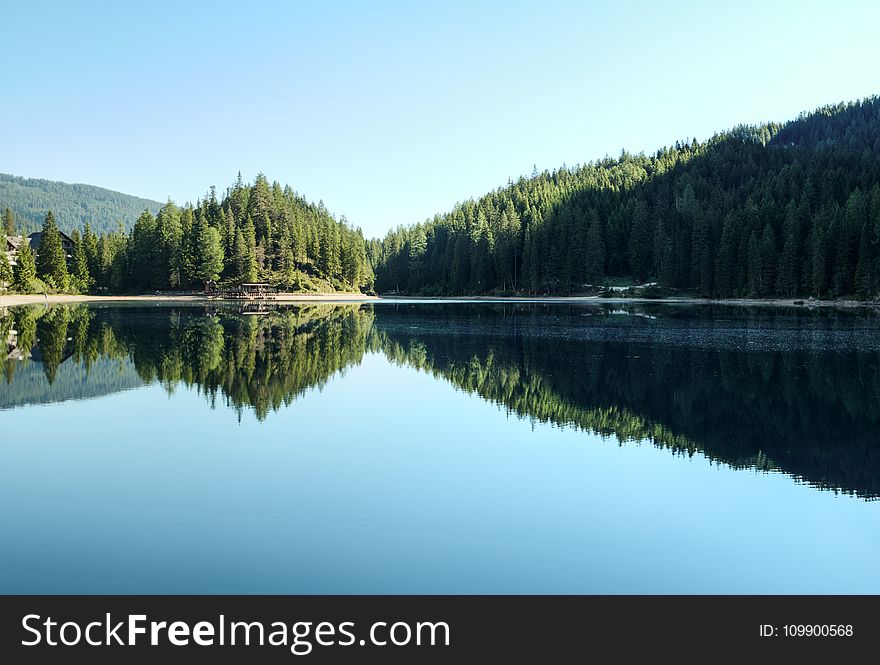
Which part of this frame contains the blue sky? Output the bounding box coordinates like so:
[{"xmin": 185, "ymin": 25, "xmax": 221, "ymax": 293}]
[{"xmin": 2, "ymin": 0, "xmax": 878, "ymax": 237}]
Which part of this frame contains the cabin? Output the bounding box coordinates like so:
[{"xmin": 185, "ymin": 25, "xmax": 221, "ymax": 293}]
[
  {"xmin": 28, "ymin": 230, "xmax": 75, "ymax": 268},
  {"xmin": 5, "ymin": 235, "xmax": 26, "ymax": 267}
]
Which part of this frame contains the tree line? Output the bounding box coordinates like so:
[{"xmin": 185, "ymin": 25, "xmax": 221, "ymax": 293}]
[
  {"xmin": 371, "ymin": 97, "xmax": 880, "ymax": 300},
  {"xmin": 2, "ymin": 173, "xmax": 374, "ymax": 294}
]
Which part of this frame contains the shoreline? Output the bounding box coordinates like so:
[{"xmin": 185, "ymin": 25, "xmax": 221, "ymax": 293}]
[
  {"xmin": 396, "ymin": 295, "xmax": 877, "ymax": 309},
  {"xmin": 0, "ymin": 292, "xmax": 379, "ymax": 306},
  {"xmin": 1, "ymin": 292, "xmax": 875, "ymax": 309}
]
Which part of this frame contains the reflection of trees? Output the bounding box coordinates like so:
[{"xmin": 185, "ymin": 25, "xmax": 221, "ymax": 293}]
[
  {"xmin": 374, "ymin": 305, "xmax": 880, "ymax": 499},
  {"xmin": 99, "ymin": 305, "xmax": 375, "ymax": 420},
  {"xmin": 4, "ymin": 302, "xmax": 878, "ymax": 498},
  {"xmin": 36, "ymin": 307, "xmax": 70, "ymax": 384},
  {"xmin": 5, "ymin": 304, "xmax": 374, "ymax": 420}
]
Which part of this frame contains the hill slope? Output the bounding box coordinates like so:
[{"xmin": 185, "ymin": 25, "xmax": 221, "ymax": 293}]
[
  {"xmin": 0, "ymin": 174, "xmax": 163, "ymax": 235},
  {"xmin": 371, "ymin": 96, "xmax": 880, "ymax": 300}
]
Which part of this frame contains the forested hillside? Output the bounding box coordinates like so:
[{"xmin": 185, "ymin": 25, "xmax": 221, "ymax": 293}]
[
  {"xmin": 0, "ymin": 174, "xmax": 162, "ymax": 235},
  {"xmin": 371, "ymin": 97, "xmax": 880, "ymax": 300},
  {"xmin": 8, "ymin": 173, "xmax": 374, "ymax": 294}
]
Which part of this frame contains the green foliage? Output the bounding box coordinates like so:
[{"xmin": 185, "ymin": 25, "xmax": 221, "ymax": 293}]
[
  {"xmin": 4, "ymin": 207, "xmax": 14, "ymax": 235},
  {"xmin": 12, "ymin": 241, "xmax": 37, "ymax": 291},
  {"xmin": 372, "ymin": 96, "xmax": 880, "ymax": 300},
  {"xmin": 192, "ymin": 218, "xmax": 224, "ymax": 283},
  {"xmin": 0, "ymin": 250, "xmax": 12, "ymax": 287},
  {"xmin": 71, "ymin": 229, "xmax": 92, "ymax": 292},
  {"xmin": 0, "ymin": 174, "xmax": 162, "ymax": 235},
  {"xmin": 35, "ymin": 211, "xmax": 69, "ymax": 290},
  {"xmin": 16, "ymin": 173, "xmax": 374, "ymax": 294}
]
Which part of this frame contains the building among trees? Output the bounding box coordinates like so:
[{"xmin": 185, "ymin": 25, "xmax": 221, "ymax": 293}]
[
  {"xmin": 5, "ymin": 235, "xmax": 26, "ymax": 267},
  {"xmin": 28, "ymin": 229, "xmax": 74, "ymax": 267}
]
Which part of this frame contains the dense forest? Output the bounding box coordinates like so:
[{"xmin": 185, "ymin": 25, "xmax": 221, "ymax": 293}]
[
  {"xmin": 4, "ymin": 173, "xmax": 374, "ymax": 294},
  {"xmin": 0, "ymin": 174, "xmax": 162, "ymax": 235},
  {"xmin": 4, "ymin": 302, "xmax": 878, "ymax": 497},
  {"xmin": 371, "ymin": 97, "xmax": 880, "ymax": 300},
  {"xmin": 6, "ymin": 97, "xmax": 879, "ymax": 299}
]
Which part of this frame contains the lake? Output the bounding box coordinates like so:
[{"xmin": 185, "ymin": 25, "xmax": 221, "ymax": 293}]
[{"xmin": 1, "ymin": 301, "xmax": 878, "ymax": 593}]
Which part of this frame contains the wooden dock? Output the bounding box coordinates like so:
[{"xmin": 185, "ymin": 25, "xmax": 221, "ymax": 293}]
[{"xmin": 204, "ymin": 282, "xmax": 277, "ymax": 300}]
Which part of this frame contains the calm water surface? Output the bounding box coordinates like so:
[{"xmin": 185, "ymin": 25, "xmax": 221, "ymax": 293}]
[{"xmin": 1, "ymin": 301, "xmax": 878, "ymax": 593}]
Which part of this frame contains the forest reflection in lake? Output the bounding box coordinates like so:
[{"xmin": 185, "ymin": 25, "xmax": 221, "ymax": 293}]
[{"xmin": 1, "ymin": 301, "xmax": 878, "ymax": 593}]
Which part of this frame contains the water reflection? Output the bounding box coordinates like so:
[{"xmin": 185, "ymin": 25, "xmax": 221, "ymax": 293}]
[{"xmin": 2, "ymin": 302, "xmax": 878, "ymax": 499}]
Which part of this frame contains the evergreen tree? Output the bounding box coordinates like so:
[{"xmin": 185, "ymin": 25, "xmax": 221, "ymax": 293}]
[
  {"xmin": 0, "ymin": 250, "xmax": 12, "ymax": 288},
  {"xmin": 451, "ymin": 233, "xmax": 470, "ymax": 293},
  {"xmin": 628, "ymin": 200, "xmax": 653, "ymax": 283},
  {"xmin": 82, "ymin": 223, "xmax": 99, "ymax": 282},
  {"xmin": 192, "ymin": 217, "xmax": 224, "ymax": 283},
  {"xmin": 35, "ymin": 211, "xmax": 69, "ymax": 290},
  {"xmin": 584, "ymin": 218, "xmax": 605, "ymax": 284},
  {"xmin": 854, "ymin": 223, "xmax": 873, "ymax": 300},
  {"xmin": 71, "ymin": 228, "xmax": 91, "ymax": 292},
  {"xmin": 778, "ymin": 203, "xmax": 801, "ymax": 297},
  {"xmin": 129, "ymin": 210, "xmax": 158, "ymax": 290},
  {"xmin": 370, "ymin": 96, "xmax": 880, "ymax": 299},
  {"xmin": 811, "ymin": 222, "xmax": 828, "ymax": 298},
  {"xmin": 156, "ymin": 202, "xmax": 183, "ymax": 288},
  {"xmin": 13, "ymin": 242, "xmax": 36, "ymax": 291},
  {"xmin": 4, "ymin": 207, "xmax": 14, "ymax": 236},
  {"xmin": 240, "ymin": 216, "xmax": 258, "ymax": 282},
  {"xmin": 521, "ymin": 223, "xmax": 534, "ymax": 293},
  {"xmin": 247, "ymin": 174, "xmax": 273, "ymax": 244}
]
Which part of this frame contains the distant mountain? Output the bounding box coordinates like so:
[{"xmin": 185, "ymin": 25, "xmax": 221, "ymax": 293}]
[
  {"xmin": 0, "ymin": 356, "xmax": 145, "ymax": 410},
  {"xmin": 0, "ymin": 174, "xmax": 163, "ymax": 235}
]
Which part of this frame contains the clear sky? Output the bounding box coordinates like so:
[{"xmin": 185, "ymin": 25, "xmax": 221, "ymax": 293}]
[{"xmin": 2, "ymin": 0, "xmax": 878, "ymax": 238}]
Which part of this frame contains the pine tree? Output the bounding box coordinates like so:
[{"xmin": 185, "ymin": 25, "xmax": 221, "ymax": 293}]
[
  {"xmin": 4, "ymin": 207, "xmax": 14, "ymax": 236},
  {"xmin": 0, "ymin": 250, "xmax": 12, "ymax": 288},
  {"xmin": 178, "ymin": 207, "xmax": 196, "ymax": 287},
  {"xmin": 247, "ymin": 174, "xmax": 273, "ymax": 244},
  {"xmin": 628, "ymin": 200, "xmax": 653, "ymax": 282},
  {"xmin": 778, "ymin": 202, "xmax": 801, "ymax": 297},
  {"xmin": 71, "ymin": 229, "xmax": 91, "ymax": 292},
  {"xmin": 156, "ymin": 202, "xmax": 182, "ymax": 288},
  {"xmin": 13, "ymin": 242, "xmax": 36, "ymax": 291},
  {"xmin": 451, "ymin": 233, "xmax": 470, "ymax": 294},
  {"xmin": 278, "ymin": 223, "xmax": 297, "ymax": 287},
  {"xmin": 811, "ymin": 223, "xmax": 827, "ymax": 298},
  {"xmin": 129, "ymin": 210, "xmax": 158, "ymax": 290},
  {"xmin": 35, "ymin": 211, "xmax": 69, "ymax": 290},
  {"xmin": 653, "ymin": 215, "xmax": 674, "ymax": 286},
  {"xmin": 238, "ymin": 216, "xmax": 258, "ymax": 283},
  {"xmin": 691, "ymin": 212, "xmax": 713, "ymax": 296},
  {"xmin": 758, "ymin": 225, "xmax": 777, "ymax": 297},
  {"xmin": 192, "ymin": 217, "xmax": 224, "ymax": 283},
  {"xmin": 521, "ymin": 223, "xmax": 534, "ymax": 293},
  {"xmin": 854, "ymin": 223, "xmax": 873, "ymax": 300},
  {"xmin": 82, "ymin": 223, "xmax": 99, "ymax": 282},
  {"xmin": 584, "ymin": 218, "xmax": 605, "ymax": 284},
  {"xmin": 715, "ymin": 216, "xmax": 738, "ymax": 296}
]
